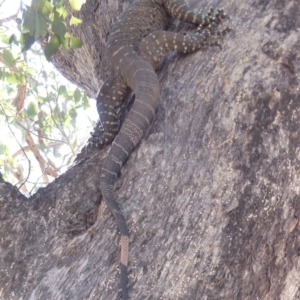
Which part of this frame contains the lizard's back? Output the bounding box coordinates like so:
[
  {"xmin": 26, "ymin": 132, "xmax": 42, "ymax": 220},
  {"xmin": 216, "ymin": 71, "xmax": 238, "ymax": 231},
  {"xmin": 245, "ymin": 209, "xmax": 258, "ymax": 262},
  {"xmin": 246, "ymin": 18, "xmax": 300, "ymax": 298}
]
[{"xmin": 105, "ymin": 0, "xmax": 169, "ymax": 72}]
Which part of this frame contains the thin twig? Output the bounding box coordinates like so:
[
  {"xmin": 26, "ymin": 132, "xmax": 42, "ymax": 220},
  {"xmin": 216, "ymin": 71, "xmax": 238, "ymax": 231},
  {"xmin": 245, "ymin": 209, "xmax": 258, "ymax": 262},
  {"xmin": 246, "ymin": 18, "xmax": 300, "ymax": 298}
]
[
  {"xmin": 16, "ymin": 120, "xmax": 67, "ymax": 143},
  {"xmin": 29, "ymin": 165, "xmax": 48, "ymax": 195},
  {"xmin": 0, "ymin": 103, "xmax": 31, "ymax": 191}
]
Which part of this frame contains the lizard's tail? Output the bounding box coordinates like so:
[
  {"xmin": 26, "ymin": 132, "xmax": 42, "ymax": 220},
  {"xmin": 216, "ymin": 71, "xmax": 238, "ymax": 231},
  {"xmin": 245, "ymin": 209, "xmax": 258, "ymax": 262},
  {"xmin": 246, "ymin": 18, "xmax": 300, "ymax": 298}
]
[
  {"xmin": 100, "ymin": 53, "xmax": 160, "ymax": 299},
  {"xmin": 99, "ymin": 181, "xmax": 129, "ymax": 299}
]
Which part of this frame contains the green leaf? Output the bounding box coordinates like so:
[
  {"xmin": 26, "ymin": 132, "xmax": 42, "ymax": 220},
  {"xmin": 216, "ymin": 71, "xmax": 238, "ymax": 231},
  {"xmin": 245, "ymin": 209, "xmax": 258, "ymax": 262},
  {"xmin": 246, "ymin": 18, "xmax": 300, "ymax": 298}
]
[
  {"xmin": 23, "ymin": 6, "xmax": 36, "ymax": 37},
  {"xmin": 60, "ymin": 36, "xmax": 69, "ymax": 50},
  {"xmin": 35, "ymin": 13, "xmax": 48, "ymax": 39},
  {"xmin": 70, "ymin": 16, "xmax": 82, "ymax": 26},
  {"xmin": 7, "ymin": 155, "xmax": 14, "ymax": 166},
  {"xmin": 82, "ymin": 94, "xmax": 89, "ymax": 109},
  {"xmin": 5, "ymin": 72, "xmax": 26, "ymax": 85},
  {"xmin": 69, "ymin": 0, "xmax": 86, "ymax": 11},
  {"xmin": 2, "ymin": 49, "xmax": 15, "ymax": 66},
  {"xmin": 74, "ymin": 88, "xmax": 81, "ymax": 103},
  {"xmin": 70, "ymin": 116, "xmax": 76, "ymax": 128},
  {"xmin": 52, "ymin": 12, "xmax": 66, "ymax": 37},
  {"xmin": 0, "ymin": 144, "xmax": 9, "ymax": 155},
  {"xmin": 70, "ymin": 36, "xmax": 82, "ymax": 49},
  {"xmin": 1, "ymin": 35, "xmax": 10, "ymax": 44},
  {"xmin": 58, "ymin": 85, "xmax": 67, "ymax": 95},
  {"xmin": 44, "ymin": 34, "xmax": 61, "ymax": 61},
  {"xmin": 56, "ymin": 7, "xmax": 68, "ymax": 19},
  {"xmin": 27, "ymin": 101, "xmax": 39, "ymax": 117},
  {"xmin": 53, "ymin": 0, "xmax": 68, "ymax": 7},
  {"xmin": 20, "ymin": 33, "xmax": 36, "ymax": 52},
  {"xmin": 69, "ymin": 108, "xmax": 77, "ymax": 118},
  {"xmin": 9, "ymin": 34, "xmax": 18, "ymax": 45},
  {"xmin": 53, "ymin": 104, "xmax": 60, "ymax": 120},
  {"xmin": 39, "ymin": 0, "xmax": 52, "ymax": 16},
  {"xmin": 38, "ymin": 110, "xmax": 46, "ymax": 127},
  {"xmin": 37, "ymin": 96, "xmax": 46, "ymax": 103},
  {"xmin": 60, "ymin": 110, "xmax": 66, "ymax": 121},
  {"xmin": 23, "ymin": 5, "xmax": 48, "ymax": 40}
]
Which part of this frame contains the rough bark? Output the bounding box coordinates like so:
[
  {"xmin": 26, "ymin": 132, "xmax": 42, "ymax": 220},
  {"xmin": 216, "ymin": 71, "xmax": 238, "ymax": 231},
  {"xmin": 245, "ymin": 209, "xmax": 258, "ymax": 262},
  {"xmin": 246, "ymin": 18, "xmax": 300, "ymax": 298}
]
[{"xmin": 1, "ymin": 0, "xmax": 300, "ymax": 299}]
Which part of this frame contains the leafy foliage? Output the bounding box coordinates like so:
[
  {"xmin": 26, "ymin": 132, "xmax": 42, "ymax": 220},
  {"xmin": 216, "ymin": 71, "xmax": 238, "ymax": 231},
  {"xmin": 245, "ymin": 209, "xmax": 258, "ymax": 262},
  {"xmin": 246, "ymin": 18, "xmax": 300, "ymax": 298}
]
[
  {"xmin": 0, "ymin": 0, "xmax": 96, "ymax": 195},
  {"xmin": 20, "ymin": 0, "xmax": 86, "ymax": 60}
]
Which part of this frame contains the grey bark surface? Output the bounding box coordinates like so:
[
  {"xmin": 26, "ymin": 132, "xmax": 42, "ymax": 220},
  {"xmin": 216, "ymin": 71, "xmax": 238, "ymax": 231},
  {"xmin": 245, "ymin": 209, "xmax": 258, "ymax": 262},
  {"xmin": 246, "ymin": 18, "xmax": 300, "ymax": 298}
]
[{"xmin": 1, "ymin": 0, "xmax": 300, "ymax": 299}]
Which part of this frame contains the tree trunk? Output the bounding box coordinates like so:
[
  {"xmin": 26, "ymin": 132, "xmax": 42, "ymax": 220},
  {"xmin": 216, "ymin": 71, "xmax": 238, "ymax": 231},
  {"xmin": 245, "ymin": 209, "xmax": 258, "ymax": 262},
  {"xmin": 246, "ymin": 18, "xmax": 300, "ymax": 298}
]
[{"xmin": 1, "ymin": 0, "xmax": 300, "ymax": 299}]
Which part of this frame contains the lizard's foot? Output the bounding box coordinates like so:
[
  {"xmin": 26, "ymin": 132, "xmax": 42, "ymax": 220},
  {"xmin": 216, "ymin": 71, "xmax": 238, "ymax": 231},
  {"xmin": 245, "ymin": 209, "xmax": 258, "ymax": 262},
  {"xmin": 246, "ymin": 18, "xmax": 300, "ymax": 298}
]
[
  {"xmin": 195, "ymin": 8, "xmax": 231, "ymax": 49},
  {"xmin": 88, "ymin": 121, "xmax": 116, "ymax": 148},
  {"xmin": 88, "ymin": 121, "xmax": 104, "ymax": 147}
]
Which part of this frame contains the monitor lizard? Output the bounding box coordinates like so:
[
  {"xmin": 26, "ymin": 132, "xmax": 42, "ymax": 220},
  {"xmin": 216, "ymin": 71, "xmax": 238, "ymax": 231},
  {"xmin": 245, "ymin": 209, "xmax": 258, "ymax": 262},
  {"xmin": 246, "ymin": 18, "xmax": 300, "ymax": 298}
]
[{"xmin": 89, "ymin": 0, "xmax": 230, "ymax": 298}]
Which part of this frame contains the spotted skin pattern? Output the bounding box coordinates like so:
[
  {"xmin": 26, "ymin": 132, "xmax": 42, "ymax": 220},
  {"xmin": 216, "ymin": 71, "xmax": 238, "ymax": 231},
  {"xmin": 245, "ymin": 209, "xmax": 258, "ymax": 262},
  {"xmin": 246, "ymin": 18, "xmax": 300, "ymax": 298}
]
[{"xmin": 90, "ymin": 1, "xmax": 230, "ymax": 299}]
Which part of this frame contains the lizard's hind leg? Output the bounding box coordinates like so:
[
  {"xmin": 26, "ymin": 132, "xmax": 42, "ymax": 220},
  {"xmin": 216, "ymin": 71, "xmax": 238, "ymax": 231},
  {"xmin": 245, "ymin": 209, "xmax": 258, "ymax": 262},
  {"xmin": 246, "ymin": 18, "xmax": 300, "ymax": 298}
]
[
  {"xmin": 139, "ymin": 7, "xmax": 230, "ymax": 68},
  {"xmin": 139, "ymin": 26, "xmax": 229, "ymax": 69},
  {"xmin": 90, "ymin": 75, "xmax": 131, "ymax": 146}
]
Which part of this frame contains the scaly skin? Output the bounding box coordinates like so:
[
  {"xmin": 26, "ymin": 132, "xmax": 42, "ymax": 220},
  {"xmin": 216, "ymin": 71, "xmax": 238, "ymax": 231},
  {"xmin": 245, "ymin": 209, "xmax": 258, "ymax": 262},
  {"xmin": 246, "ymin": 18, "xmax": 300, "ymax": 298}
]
[{"xmin": 89, "ymin": 1, "xmax": 230, "ymax": 298}]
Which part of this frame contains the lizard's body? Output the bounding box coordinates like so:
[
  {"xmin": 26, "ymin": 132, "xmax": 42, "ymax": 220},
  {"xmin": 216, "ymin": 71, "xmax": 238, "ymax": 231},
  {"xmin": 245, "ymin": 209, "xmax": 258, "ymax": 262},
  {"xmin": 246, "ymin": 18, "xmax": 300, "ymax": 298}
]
[{"xmin": 90, "ymin": 0, "xmax": 230, "ymax": 298}]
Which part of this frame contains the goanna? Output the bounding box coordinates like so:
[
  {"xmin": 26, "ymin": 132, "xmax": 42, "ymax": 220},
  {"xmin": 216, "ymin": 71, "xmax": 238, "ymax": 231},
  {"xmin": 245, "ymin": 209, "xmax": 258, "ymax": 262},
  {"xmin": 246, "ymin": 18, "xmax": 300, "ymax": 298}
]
[{"xmin": 90, "ymin": 0, "xmax": 230, "ymax": 298}]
